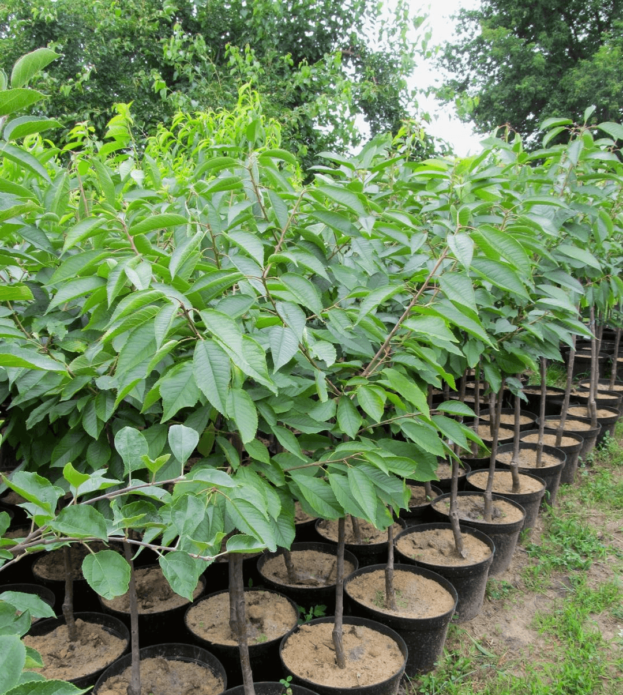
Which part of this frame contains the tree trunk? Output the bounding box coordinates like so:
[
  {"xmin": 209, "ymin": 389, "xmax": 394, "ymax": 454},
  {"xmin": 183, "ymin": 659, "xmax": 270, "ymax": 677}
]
[
  {"xmin": 588, "ymin": 307, "xmax": 598, "ymax": 428},
  {"xmin": 536, "ymin": 358, "xmax": 547, "ymax": 468},
  {"xmin": 350, "ymin": 515, "xmax": 362, "ymax": 544},
  {"xmin": 123, "ymin": 542, "xmax": 141, "ymax": 695},
  {"xmin": 424, "ymin": 481, "xmax": 432, "ymax": 498},
  {"xmin": 385, "ymin": 524, "xmax": 397, "ymax": 611},
  {"xmin": 228, "ymin": 555, "xmax": 238, "ymax": 636},
  {"xmin": 230, "ymin": 555, "xmax": 255, "ymax": 695},
  {"xmin": 449, "ymin": 456, "xmax": 466, "ymax": 558},
  {"xmin": 283, "ymin": 551, "xmax": 299, "ymax": 584},
  {"xmin": 510, "ymin": 385, "xmax": 522, "ymax": 493},
  {"xmin": 332, "ymin": 518, "xmax": 346, "ymax": 669},
  {"xmin": 62, "ymin": 546, "xmax": 77, "ymax": 642},
  {"xmin": 471, "ymin": 361, "xmax": 481, "ymax": 456},
  {"xmin": 483, "ymin": 384, "xmax": 504, "ymax": 522},
  {"xmin": 556, "ymin": 334, "xmax": 576, "ymax": 447},
  {"xmin": 609, "ymin": 326, "xmax": 621, "ymax": 389}
]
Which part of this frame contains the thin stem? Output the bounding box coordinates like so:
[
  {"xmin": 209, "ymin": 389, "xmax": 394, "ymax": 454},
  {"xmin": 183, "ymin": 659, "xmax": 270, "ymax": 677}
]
[
  {"xmin": 609, "ymin": 327, "xmax": 621, "ymax": 389},
  {"xmin": 62, "ymin": 546, "xmax": 77, "ymax": 642},
  {"xmin": 483, "ymin": 385, "xmax": 504, "ymax": 522},
  {"xmin": 332, "ymin": 518, "xmax": 346, "ymax": 669},
  {"xmin": 588, "ymin": 307, "xmax": 598, "ymax": 427},
  {"xmin": 283, "ymin": 550, "xmax": 299, "ymax": 584},
  {"xmin": 123, "ymin": 541, "xmax": 141, "ymax": 695},
  {"xmin": 471, "ymin": 361, "xmax": 481, "ymax": 456},
  {"xmin": 350, "ymin": 516, "xmax": 362, "ymax": 544},
  {"xmin": 229, "ymin": 555, "xmax": 238, "ymax": 637},
  {"xmin": 385, "ymin": 523, "xmax": 397, "ymax": 611},
  {"xmin": 231, "ymin": 554, "xmax": 255, "ymax": 695},
  {"xmin": 510, "ymin": 387, "xmax": 522, "ymax": 493},
  {"xmin": 424, "ymin": 481, "xmax": 433, "ymax": 498},
  {"xmin": 449, "ymin": 457, "xmax": 466, "ymax": 558},
  {"xmin": 556, "ymin": 334, "xmax": 576, "ymax": 446},
  {"xmin": 536, "ymin": 358, "xmax": 547, "ymax": 467}
]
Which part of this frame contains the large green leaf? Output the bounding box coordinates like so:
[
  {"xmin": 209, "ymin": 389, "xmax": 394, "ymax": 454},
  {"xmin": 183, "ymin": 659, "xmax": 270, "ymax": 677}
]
[
  {"xmin": 159, "ymin": 362, "xmax": 200, "ymax": 422},
  {"xmin": 50, "ymin": 506, "xmax": 108, "ymax": 540},
  {"xmin": 471, "ymin": 258, "xmax": 529, "ymax": 299},
  {"xmin": 0, "ymin": 89, "xmax": 44, "ymax": 116},
  {"xmin": 128, "ymin": 213, "xmax": 187, "ymax": 236},
  {"xmin": 168, "ymin": 424, "xmax": 199, "ymax": 467},
  {"xmin": 226, "ymin": 389, "xmax": 258, "ymax": 444},
  {"xmin": 11, "ymin": 48, "xmax": 59, "ymax": 88},
  {"xmin": 159, "ymin": 552, "xmax": 202, "ymax": 602},
  {"xmin": 337, "ymin": 396, "xmax": 362, "ymax": 439},
  {"xmin": 0, "ymin": 634, "xmax": 25, "ymax": 694},
  {"xmin": 280, "ymin": 274, "xmax": 323, "ymax": 315},
  {"xmin": 269, "ymin": 326, "xmax": 299, "ymax": 372},
  {"xmin": 82, "ymin": 550, "xmax": 131, "ymax": 600},
  {"xmin": 193, "ymin": 340, "xmax": 230, "ymax": 415}
]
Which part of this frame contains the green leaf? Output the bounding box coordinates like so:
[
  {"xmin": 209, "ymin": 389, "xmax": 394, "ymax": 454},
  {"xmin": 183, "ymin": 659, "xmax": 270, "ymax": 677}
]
[
  {"xmin": 347, "ymin": 468, "xmax": 377, "ymax": 523},
  {"xmin": 272, "ymin": 425, "xmax": 307, "ymax": 461},
  {"xmin": 276, "ymin": 302, "xmax": 307, "ymax": 340},
  {"xmin": 114, "ymin": 427, "xmax": 149, "ymax": 476},
  {"xmin": 0, "ymin": 346, "xmax": 66, "ymax": 373},
  {"xmin": 225, "ymin": 231, "xmax": 265, "ymax": 266},
  {"xmin": 170, "ymin": 230, "xmax": 204, "ymax": 278},
  {"xmin": 357, "ymin": 386, "xmax": 385, "ymax": 422},
  {"xmin": 3, "ymin": 116, "xmax": 61, "ymax": 141},
  {"xmin": 403, "ymin": 315, "xmax": 458, "ymax": 343},
  {"xmin": 337, "ymin": 397, "xmax": 362, "ymax": 439},
  {"xmin": 226, "ymin": 534, "xmax": 266, "ymax": 553},
  {"xmin": 471, "ymin": 258, "xmax": 529, "ymax": 298},
  {"xmin": 280, "ymin": 274, "xmax": 323, "ymax": 315},
  {"xmin": 47, "ymin": 277, "xmax": 105, "ymax": 312},
  {"xmin": 0, "ymin": 285, "xmax": 33, "ymax": 302},
  {"xmin": 0, "ymin": 143, "xmax": 50, "ymax": 181},
  {"xmin": 426, "ymin": 301, "xmax": 494, "ymax": 346},
  {"xmin": 357, "ymin": 285, "xmax": 402, "ymax": 323},
  {"xmin": 0, "ymin": 634, "xmax": 25, "ymax": 694},
  {"xmin": 24, "ymin": 646, "xmax": 44, "ymax": 669},
  {"xmin": 160, "ymin": 362, "xmax": 200, "ymax": 422},
  {"xmin": 128, "ymin": 213, "xmax": 187, "ymax": 236},
  {"xmin": 448, "ymin": 233, "xmax": 473, "ymax": 268},
  {"xmin": 400, "ymin": 419, "xmax": 444, "ymax": 456},
  {"xmin": 50, "ymin": 506, "xmax": 108, "ymax": 540},
  {"xmin": 5, "ymin": 680, "xmax": 89, "ymax": 695},
  {"xmin": 383, "ymin": 368, "xmax": 429, "ymax": 416},
  {"xmin": 597, "ymin": 122, "xmax": 623, "ymax": 141},
  {"xmin": 438, "ymin": 273, "xmax": 477, "ymax": 314},
  {"xmin": 436, "ymin": 401, "xmax": 475, "ymax": 418},
  {"xmin": 310, "ymin": 341, "xmax": 336, "ymax": 367},
  {"xmin": 62, "ymin": 218, "xmax": 106, "ymax": 252},
  {"xmin": 11, "ymin": 48, "xmax": 59, "ymax": 88},
  {"xmin": 432, "ymin": 414, "xmax": 469, "ymax": 451},
  {"xmin": 0, "ymin": 89, "xmax": 44, "ymax": 116},
  {"xmin": 2, "ymin": 471, "xmax": 63, "ymax": 514},
  {"xmin": 556, "ymin": 245, "xmax": 601, "ymax": 270},
  {"xmin": 245, "ymin": 440, "xmax": 270, "ymax": 463},
  {"xmin": 226, "ymin": 389, "xmax": 258, "ymax": 444},
  {"xmin": 269, "ymin": 326, "xmax": 299, "ymax": 372},
  {"xmin": 225, "ymin": 497, "xmax": 276, "ymax": 551},
  {"xmin": 290, "ymin": 474, "xmax": 342, "ymax": 519},
  {"xmin": 317, "ymin": 185, "xmax": 365, "ymax": 215},
  {"xmin": 193, "ymin": 340, "xmax": 230, "ymax": 415},
  {"xmin": 168, "ymin": 424, "xmax": 199, "ymax": 467},
  {"xmin": 159, "ymin": 552, "xmax": 201, "ymax": 602},
  {"xmin": 472, "ymin": 227, "xmax": 531, "ymax": 276},
  {"xmin": 0, "ymin": 592, "xmax": 54, "ymax": 619},
  {"xmin": 82, "ymin": 551, "xmax": 131, "ymax": 600}
]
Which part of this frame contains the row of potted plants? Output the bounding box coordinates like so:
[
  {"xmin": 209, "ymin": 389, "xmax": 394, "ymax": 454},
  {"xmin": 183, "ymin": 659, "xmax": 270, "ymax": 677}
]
[{"xmin": 0, "ymin": 48, "xmax": 622, "ymax": 695}]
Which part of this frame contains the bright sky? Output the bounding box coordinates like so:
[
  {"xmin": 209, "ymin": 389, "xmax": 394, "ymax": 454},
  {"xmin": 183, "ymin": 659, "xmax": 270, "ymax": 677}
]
[{"xmin": 412, "ymin": 0, "xmax": 483, "ymax": 157}]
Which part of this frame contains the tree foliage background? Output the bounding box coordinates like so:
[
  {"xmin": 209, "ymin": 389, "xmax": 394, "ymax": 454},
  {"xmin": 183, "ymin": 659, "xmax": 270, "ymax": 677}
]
[
  {"xmin": 439, "ymin": 0, "xmax": 623, "ymax": 144},
  {"xmin": 0, "ymin": 0, "xmax": 437, "ymax": 166}
]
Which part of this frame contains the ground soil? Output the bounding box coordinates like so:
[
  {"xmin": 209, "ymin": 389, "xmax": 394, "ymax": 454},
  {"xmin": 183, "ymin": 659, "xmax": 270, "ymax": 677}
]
[
  {"xmin": 497, "ymin": 450, "xmax": 562, "ymax": 469},
  {"xmin": 24, "ymin": 619, "xmax": 126, "ymax": 681},
  {"xmin": 545, "ymin": 418, "xmax": 595, "ymax": 432},
  {"xmin": 186, "ymin": 590, "xmax": 297, "ymax": 646},
  {"xmin": 476, "ymin": 425, "xmax": 515, "ymax": 441},
  {"xmin": 468, "ymin": 471, "xmax": 544, "ymax": 494},
  {"xmin": 521, "ymin": 432, "xmax": 579, "ymax": 447},
  {"xmin": 396, "ymin": 527, "xmax": 492, "ymax": 567},
  {"xmin": 102, "ymin": 567, "xmax": 203, "ymax": 614},
  {"xmin": 97, "ymin": 656, "xmax": 224, "ymax": 695},
  {"xmin": 295, "ymin": 503, "xmax": 315, "ymax": 524},
  {"xmin": 346, "ymin": 569, "xmax": 455, "ymax": 618},
  {"xmin": 33, "ymin": 542, "xmax": 111, "ymax": 581},
  {"xmin": 480, "ymin": 413, "xmax": 534, "ymax": 426},
  {"xmin": 261, "ymin": 550, "xmax": 354, "ymax": 587},
  {"xmin": 317, "ymin": 518, "xmax": 403, "ymax": 545},
  {"xmin": 436, "ymin": 462, "xmax": 466, "ymax": 480},
  {"xmin": 433, "ymin": 495, "xmax": 524, "ymax": 524},
  {"xmin": 282, "ymin": 622, "xmax": 404, "ymax": 687},
  {"xmin": 408, "ymin": 485, "xmax": 438, "ymax": 508}
]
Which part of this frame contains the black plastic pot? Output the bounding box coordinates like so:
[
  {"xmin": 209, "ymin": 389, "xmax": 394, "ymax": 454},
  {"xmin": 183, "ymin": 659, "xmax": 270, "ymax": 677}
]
[
  {"xmin": 573, "ymin": 352, "xmax": 605, "ymax": 380},
  {"xmin": 203, "ymin": 553, "xmax": 263, "ymax": 594},
  {"xmin": 223, "ymin": 683, "xmax": 318, "ymax": 695},
  {"xmin": 279, "ymin": 616, "xmax": 407, "ymax": 695},
  {"xmin": 32, "ymin": 550, "xmax": 100, "ymax": 613},
  {"xmin": 520, "ymin": 430, "xmax": 583, "ymax": 486},
  {"xmin": 580, "ymin": 378, "xmax": 623, "ymax": 414},
  {"xmin": 431, "ymin": 493, "xmax": 524, "ymax": 576},
  {"xmin": 315, "ymin": 519, "xmax": 405, "ymax": 568},
  {"xmin": 93, "ymin": 642, "xmax": 227, "ymax": 695},
  {"xmin": 0, "ymin": 582, "xmax": 56, "ymax": 619},
  {"xmin": 478, "ymin": 408, "xmax": 537, "ymax": 433},
  {"xmin": 344, "ymin": 563, "xmax": 457, "ymax": 676},
  {"xmin": 522, "ymin": 387, "xmax": 566, "ymax": 417},
  {"xmin": 185, "ymin": 589, "xmax": 299, "ymax": 686},
  {"xmin": 464, "ymin": 470, "xmax": 545, "ymax": 533},
  {"xmin": 29, "ymin": 612, "xmax": 130, "ymax": 689},
  {"xmin": 541, "ymin": 415, "xmax": 601, "ymax": 461},
  {"xmin": 99, "ymin": 566, "xmax": 206, "ymax": 647},
  {"xmin": 400, "ymin": 483, "xmax": 443, "ymax": 527},
  {"xmin": 496, "ymin": 443, "xmax": 566, "ymax": 508},
  {"xmin": 460, "ymin": 454, "xmax": 491, "ymax": 472},
  {"xmin": 0, "ymin": 491, "xmax": 28, "ymax": 526},
  {"xmin": 434, "ymin": 463, "xmax": 471, "ymax": 493},
  {"xmin": 569, "ymin": 389, "xmax": 622, "ymax": 413},
  {"xmin": 257, "ymin": 542, "xmax": 358, "ymax": 615},
  {"xmin": 394, "ymin": 523, "xmax": 494, "ymax": 623},
  {"xmin": 295, "ymin": 517, "xmax": 319, "ymax": 543}
]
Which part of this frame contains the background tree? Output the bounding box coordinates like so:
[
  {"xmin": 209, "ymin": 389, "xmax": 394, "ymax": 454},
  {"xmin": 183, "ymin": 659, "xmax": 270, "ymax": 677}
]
[
  {"xmin": 438, "ymin": 0, "xmax": 623, "ymax": 144},
  {"xmin": 0, "ymin": 0, "xmax": 437, "ymax": 166}
]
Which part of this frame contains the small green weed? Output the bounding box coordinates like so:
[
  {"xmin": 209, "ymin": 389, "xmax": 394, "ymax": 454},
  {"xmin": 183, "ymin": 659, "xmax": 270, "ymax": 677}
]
[
  {"xmin": 256, "ymin": 633, "xmax": 267, "ymax": 644},
  {"xmin": 486, "ymin": 579, "xmax": 515, "ymax": 601},
  {"xmin": 279, "ymin": 676, "xmax": 293, "ymax": 695},
  {"xmin": 297, "ymin": 604, "xmax": 326, "ymax": 624}
]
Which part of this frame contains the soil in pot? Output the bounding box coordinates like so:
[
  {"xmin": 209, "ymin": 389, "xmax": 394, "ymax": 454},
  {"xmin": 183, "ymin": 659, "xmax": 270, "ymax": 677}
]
[
  {"xmin": 565, "ymin": 406, "xmax": 619, "ymax": 419},
  {"xmin": 186, "ymin": 590, "xmax": 297, "ymax": 647},
  {"xmin": 97, "ymin": 655, "xmax": 224, "ymax": 695},
  {"xmin": 101, "ymin": 566, "xmax": 203, "ymax": 614},
  {"xmin": 407, "ymin": 484, "xmax": 441, "ymax": 508},
  {"xmin": 521, "ymin": 432, "xmax": 580, "ymax": 448},
  {"xmin": 544, "ymin": 417, "xmax": 595, "ymax": 432},
  {"xmin": 496, "ymin": 449, "xmax": 561, "ymax": 469},
  {"xmin": 346, "ymin": 568, "xmax": 454, "ymax": 619},
  {"xmin": 395, "ymin": 527, "xmax": 492, "ymax": 567},
  {"xmin": 433, "ymin": 495, "xmax": 523, "ymax": 525},
  {"xmin": 478, "ymin": 412, "xmax": 534, "ymax": 427},
  {"xmin": 260, "ymin": 549, "xmax": 354, "ymax": 589},
  {"xmin": 401, "ymin": 483, "xmax": 443, "ymax": 526},
  {"xmin": 475, "ymin": 424, "xmax": 514, "ymax": 442},
  {"xmin": 23, "ymin": 618, "xmax": 127, "ymax": 682},
  {"xmin": 294, "ymin": 503, "xmax": 318, "ymax": 542},
  {"xmin": 316, "ymin": 519, "xmax": 402, "ymax": 546},
  {"xmin": 295, "ymin": 503, "xmax": 315, "ymax": 525},
  {"xmin": 281, "ymin": 621, "xmax": 404, "ymax": 688}
]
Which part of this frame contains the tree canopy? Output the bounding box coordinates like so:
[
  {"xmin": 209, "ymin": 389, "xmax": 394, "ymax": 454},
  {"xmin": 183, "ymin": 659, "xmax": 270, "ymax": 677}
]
[
  {"xmin": 0, "ymin": 0, "xmax": 431, "ymax": 166},
  {"xmin": 439, "ymin": 0, "xmax": 623, "ymax": 143}
]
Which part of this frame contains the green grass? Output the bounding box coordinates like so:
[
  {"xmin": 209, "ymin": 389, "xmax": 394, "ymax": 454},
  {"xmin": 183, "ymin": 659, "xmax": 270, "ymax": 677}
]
[{"xmin": 406, "ymin": 423, "xmax": 623, "ymax": 695}]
